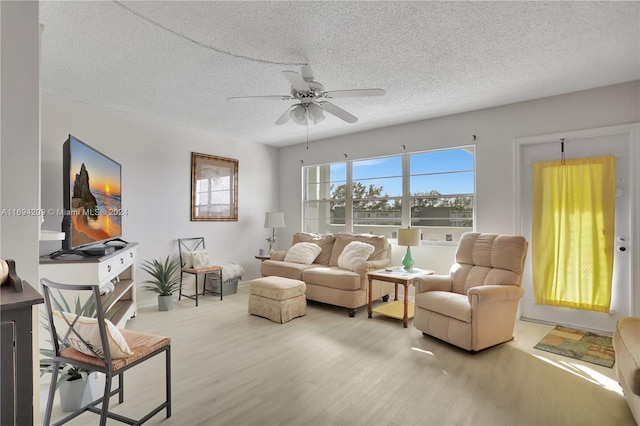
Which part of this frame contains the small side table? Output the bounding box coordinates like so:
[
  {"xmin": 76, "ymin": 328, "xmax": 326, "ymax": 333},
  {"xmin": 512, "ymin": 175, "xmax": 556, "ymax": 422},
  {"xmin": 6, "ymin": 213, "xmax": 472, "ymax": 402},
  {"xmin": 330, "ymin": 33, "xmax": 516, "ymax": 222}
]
[
  {"xmin": 367, "ymin": 267, "xmax": 434, "ymax": 328},
  {"xmin": 255, "ymin": 255, "xmax": 271, "ymax": 262}
]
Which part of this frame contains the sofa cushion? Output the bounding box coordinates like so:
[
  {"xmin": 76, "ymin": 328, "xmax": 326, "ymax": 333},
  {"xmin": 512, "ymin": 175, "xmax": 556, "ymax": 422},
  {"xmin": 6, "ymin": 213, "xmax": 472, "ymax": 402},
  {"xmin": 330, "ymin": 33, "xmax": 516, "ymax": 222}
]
[
  {"xmin": 260, "ymin": 259, "xmax": 318, "ymax": 281},
  {"xmin": 284, "ymin": 242, "xmax": 322, "ymax": 265},
  {"xmin": 329, "ymin": 232, "xmax": 389, "ymax": 266},
  {"xmin": 302, "ymin": 267, "xmax": 361, "ymax": 291},
  {"xmin": 291, "ymin": 232, "xmax": 335, "ymax": 265},
  {"xmin": 337, "ymin": 241, "xmax": 375, "ymax": 271},
  {"xmin": 415, "ymin": 291, "xmax": 471, "ymax": 323}
]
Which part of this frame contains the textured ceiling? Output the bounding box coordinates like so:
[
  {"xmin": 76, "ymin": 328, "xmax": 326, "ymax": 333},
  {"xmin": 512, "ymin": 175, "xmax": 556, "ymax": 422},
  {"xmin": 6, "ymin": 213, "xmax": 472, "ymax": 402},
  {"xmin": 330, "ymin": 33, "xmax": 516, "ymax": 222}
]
[{"xmin": 39, "ymin": 1, "xmax": 639, "ymax": 147}]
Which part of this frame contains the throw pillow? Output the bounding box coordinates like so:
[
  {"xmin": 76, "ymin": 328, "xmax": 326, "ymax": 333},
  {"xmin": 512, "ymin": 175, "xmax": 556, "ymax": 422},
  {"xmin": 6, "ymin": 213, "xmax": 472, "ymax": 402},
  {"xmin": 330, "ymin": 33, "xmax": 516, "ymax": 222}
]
[
  {"xmin": 337, "ymin": 241, "xmax": 375, "ymax": 271},
  {"xmin": 52, "ymin": 311, "xmax": 133, "ymax": 359},
  {"xmin": 329, "ymin": 233, "xmax": 388, "ymax": 266},
  {"xmin": 284, "ymin": 242, "xmax": 322, "ymax": 265},
  {"xmin": 291, "ymin": 233, "xmax": 335, "ymax": 265},
  {"xmin": 190, "ymin": 250, "xmax": 210, "ymax": 269}
]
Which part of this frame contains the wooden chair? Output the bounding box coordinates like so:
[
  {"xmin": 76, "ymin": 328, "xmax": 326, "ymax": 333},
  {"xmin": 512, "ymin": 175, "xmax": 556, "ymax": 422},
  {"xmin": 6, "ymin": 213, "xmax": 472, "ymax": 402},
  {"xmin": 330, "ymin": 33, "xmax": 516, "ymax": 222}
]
[
  {"xmin": 177, "ymin": 237, "xmax": 223, "ymax": 306},
  {"xmin": 40, "ymin": 278, "xmax": 171, "ymax": 426}
]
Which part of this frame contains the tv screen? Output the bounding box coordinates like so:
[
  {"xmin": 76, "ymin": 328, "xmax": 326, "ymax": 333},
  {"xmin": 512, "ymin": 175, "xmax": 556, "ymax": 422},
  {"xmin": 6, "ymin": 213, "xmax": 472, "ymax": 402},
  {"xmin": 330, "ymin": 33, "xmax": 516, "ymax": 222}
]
[{"xmin": 62, "ymin": 135, "xmax": 122, "ymax": 251}]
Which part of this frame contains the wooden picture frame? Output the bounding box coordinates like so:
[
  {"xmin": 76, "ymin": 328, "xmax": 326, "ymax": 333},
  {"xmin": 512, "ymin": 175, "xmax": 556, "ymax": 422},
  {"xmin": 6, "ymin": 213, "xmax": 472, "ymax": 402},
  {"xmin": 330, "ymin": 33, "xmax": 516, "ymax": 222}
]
[{"xmin": 191, "ymin": 152, "xmax": 238, "ymax": 221}]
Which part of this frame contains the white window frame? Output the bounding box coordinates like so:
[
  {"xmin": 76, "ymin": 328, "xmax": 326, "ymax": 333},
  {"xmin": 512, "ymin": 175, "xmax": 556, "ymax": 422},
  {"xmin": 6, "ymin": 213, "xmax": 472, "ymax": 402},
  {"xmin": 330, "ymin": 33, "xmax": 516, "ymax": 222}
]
[{"xmin": 302, "ymin": 146, "xmax": 475, "ymax": 244}]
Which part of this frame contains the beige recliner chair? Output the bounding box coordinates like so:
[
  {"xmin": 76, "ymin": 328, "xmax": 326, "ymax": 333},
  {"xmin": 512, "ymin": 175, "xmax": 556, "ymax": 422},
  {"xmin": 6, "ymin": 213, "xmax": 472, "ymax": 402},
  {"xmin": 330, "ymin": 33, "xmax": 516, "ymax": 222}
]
[{"xmin": 413, "ymin": 232, "xmax": 528, "ymax": 352}]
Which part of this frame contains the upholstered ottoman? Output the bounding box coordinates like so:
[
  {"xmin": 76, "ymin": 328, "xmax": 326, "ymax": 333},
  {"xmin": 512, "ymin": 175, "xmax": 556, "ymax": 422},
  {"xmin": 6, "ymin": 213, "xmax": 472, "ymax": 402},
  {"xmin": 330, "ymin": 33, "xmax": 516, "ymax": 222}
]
[{"xmin": 248, "ymin": 276, "xmax": 307, "ymax": 323}]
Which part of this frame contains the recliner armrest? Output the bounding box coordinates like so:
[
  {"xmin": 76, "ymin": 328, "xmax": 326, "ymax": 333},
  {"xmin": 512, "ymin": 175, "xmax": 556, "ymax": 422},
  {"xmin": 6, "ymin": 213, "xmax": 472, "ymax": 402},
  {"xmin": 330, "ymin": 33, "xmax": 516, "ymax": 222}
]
[
  {"xmin": 414, "ymin": 275, "xmax": 453, "ymax": 293},
  {"xmin": 467, "ymin": 285, "xmax": 524, "ymax": 303}
]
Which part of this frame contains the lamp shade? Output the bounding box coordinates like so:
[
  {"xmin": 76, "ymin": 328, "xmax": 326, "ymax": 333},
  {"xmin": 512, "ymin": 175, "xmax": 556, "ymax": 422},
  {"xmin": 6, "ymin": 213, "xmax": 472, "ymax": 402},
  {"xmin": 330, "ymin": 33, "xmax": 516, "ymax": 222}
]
[
  {"xmin": 290, "ymin": 104, "xmax": 325, "ymax": 126},
  {"xmin": 264, "ymin": 212, "xmax": 286, "ymax": 229},
  {"xmin": 307, "ymin": 103, "xmax": 325, "ymax": 124},
  {"xmin": 398, "ymin": 228, "xmax": 421, "ymax": 247},
  {"xmin": 290, "ymin": 105, "xmax": 307, "ymax": 125}
]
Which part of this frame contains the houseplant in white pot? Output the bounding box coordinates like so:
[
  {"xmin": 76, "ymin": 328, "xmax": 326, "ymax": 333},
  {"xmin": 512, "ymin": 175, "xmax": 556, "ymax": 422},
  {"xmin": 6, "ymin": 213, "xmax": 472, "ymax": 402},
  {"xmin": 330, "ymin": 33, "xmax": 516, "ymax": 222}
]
[
  {"xmin": 141, "ymin": 255, "xmax": 181, "ymax": 311},
  {"xmin": 41, "ymin": 344, "xmax": 105, "ymax": 412},
  {"xmin": 40, "ymin": 293, "xmax": 110, "ymax": 412}
]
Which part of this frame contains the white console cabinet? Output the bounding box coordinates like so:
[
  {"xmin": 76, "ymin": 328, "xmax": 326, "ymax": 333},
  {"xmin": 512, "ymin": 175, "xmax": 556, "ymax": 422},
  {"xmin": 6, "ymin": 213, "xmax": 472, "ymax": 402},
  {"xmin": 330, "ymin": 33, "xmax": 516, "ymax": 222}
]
[{"xmin": 38, "ymin": 243, "xmax": 138, "ymax": 328}]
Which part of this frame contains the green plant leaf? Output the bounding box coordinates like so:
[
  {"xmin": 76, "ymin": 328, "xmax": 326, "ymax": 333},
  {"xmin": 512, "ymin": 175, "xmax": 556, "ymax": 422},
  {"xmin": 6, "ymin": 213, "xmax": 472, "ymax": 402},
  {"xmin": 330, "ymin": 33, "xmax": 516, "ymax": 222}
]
[{"xmin": 141, "ymin": 255, "xmax": 181, "ymax": 296}]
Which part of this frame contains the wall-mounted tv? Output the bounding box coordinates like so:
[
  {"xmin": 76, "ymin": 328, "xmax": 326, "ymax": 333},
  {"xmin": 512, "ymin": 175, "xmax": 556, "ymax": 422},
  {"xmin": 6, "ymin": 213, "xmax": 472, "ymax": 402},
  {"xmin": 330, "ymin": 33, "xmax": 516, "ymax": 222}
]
[{"xmin": 61, "ymin": 134, "xmax": 123, "ymax": 253}]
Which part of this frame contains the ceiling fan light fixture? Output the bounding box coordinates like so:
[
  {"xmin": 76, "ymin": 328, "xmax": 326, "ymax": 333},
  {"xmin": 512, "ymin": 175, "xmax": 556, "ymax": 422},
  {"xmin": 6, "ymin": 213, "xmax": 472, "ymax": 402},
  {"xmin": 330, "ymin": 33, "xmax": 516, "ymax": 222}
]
[
  {"xmin": 227, "ymin": 65, "xmax": 385, "ymax": 126},
  {"xmin": 308, "ymin": 103, "xmax": 325, "ymax": 124},
  {"xmin": 290, "ymin": 104, "xmax": 308, "ymax": 125}
]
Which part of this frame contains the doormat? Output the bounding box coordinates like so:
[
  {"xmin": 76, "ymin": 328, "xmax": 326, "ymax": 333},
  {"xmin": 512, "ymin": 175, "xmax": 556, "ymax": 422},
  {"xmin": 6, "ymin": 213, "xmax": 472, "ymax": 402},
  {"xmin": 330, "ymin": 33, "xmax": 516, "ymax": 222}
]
[{"xmin": 533, "ymin": 325, "xmax": 615, "ymax": 368}]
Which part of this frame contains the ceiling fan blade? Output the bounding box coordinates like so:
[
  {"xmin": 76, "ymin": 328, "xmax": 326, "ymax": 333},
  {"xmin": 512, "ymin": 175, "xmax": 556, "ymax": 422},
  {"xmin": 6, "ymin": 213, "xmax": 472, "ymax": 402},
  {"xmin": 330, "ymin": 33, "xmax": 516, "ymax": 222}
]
[
  {"xmin": 226, "ymin": 95, "xmax": 292, "ymax": 101},
  {"xmin": 301, "ymin": 65, "xmax": 314, "ymax": 82},
  {"xmin": 322, "ymin": 88, "xmax": 386, "ymax": 98},
  {"xmin": 282, "ymin": 70, "xmax": 310, "ymax": 92},
  {"xmin": 318, "ymin": 101, "xmax": 358, "ymax": 123},
  {"xmin": 275, "ymin": 106, "xmax": 293, "ymax": 125}
]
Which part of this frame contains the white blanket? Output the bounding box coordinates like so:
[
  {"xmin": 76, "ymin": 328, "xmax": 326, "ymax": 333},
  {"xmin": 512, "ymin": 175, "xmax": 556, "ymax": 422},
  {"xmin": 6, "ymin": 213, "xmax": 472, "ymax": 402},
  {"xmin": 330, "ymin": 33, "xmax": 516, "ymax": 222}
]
[{"xmin": 221, "ymin": 262, "xmax": 244, "ymax": 282}]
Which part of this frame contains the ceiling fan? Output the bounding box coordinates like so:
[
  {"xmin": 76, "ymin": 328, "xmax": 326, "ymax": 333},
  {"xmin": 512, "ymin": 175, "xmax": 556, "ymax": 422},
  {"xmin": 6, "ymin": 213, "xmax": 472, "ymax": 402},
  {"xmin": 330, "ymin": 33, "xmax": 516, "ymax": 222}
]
[{"xmin": 227, "ymin": 65, "xmax": 385, "ymax": 125}]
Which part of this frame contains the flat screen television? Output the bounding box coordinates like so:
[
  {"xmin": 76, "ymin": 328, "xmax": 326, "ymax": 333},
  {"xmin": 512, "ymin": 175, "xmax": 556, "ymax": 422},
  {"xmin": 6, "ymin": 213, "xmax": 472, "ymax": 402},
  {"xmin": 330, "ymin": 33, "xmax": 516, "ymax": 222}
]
[{"xmin": 60, "ymin": 134, "xmax": 123, "ymax": 254}]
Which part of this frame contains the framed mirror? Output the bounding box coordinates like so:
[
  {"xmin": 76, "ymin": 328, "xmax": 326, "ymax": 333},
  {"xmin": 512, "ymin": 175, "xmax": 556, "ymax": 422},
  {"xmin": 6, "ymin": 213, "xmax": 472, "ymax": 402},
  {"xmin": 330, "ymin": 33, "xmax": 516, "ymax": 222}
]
[{"xmin": 191, "ymin": 152, "xmax": 238, "ymax": 221}]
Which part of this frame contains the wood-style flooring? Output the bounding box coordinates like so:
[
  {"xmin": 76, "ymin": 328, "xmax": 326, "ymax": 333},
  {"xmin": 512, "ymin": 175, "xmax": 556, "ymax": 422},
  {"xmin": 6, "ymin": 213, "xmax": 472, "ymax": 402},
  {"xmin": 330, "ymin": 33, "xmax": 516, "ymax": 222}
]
[{"xmin": 41, "ymin": 283, "xmax": 635, "ymax": 425}]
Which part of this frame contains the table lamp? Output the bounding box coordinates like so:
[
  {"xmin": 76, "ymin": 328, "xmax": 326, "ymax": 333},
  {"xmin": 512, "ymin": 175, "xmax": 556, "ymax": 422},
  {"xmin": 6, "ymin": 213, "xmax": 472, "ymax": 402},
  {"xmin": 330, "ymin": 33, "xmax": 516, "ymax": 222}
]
[
  {"xmin": 264, "ymin": 212, "xmax": 286, "ymax": 254},
  {"xmin": 398, "ymin": 228, "xmax": 421, "ymax": 272}
]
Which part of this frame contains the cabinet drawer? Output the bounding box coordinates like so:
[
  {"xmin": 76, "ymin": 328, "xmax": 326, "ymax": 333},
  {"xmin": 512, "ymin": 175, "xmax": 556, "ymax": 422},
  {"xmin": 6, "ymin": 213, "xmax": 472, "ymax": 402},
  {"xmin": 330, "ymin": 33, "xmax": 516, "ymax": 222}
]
[{"xmin": 97, "ymin": 248, "xmax": 136, "ymax": 283}]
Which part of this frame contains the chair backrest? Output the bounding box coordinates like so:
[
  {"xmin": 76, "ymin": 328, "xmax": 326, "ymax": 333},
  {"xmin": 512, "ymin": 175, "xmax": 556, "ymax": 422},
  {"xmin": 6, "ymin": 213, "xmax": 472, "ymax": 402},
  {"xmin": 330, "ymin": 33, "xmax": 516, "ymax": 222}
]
[
  {"xmin": 40, "ymin": 278, "xmax": 113, "ymax": 370},
  {"xmin": 450, "ymin": 232, "xmax": 528, "ymax": 295},
  {"xmin": 178, "ymin": 237, "xmax": 206, "ymax": 268}
]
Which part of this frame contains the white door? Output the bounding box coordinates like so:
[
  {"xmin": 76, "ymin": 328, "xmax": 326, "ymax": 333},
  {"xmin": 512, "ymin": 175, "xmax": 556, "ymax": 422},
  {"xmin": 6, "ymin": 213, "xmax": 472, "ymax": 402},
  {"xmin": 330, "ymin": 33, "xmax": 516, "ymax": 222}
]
[{"xmin": 517, "ymin": 125, "xmax": 635, "ymax": 333}]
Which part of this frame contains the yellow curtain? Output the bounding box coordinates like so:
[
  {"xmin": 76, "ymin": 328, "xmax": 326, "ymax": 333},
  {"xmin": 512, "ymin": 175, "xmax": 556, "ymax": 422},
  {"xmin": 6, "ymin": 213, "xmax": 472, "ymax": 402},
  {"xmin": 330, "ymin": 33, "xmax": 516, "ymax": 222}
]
[{"xmin": 532, "ymin": 155, "xmax": 615, "ymax": 312}]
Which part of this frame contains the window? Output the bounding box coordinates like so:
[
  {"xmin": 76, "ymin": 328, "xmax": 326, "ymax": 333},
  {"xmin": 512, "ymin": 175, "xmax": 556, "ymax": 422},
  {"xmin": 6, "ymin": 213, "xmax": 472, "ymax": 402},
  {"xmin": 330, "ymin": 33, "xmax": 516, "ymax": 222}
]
[
  {"xmin": 303, "ymin": 146, "xmax": 474, "ymax": 243},
  {"xmin": 409, "ymin": 149, "xmax": 474, "ymax": 242},
  {"xmin": 304, "ymin": 163, "xmax": 346, "ymax": 234},
  {"xmin": 352, "ymin": 156, "xmax": 402, "ymax": 233}
]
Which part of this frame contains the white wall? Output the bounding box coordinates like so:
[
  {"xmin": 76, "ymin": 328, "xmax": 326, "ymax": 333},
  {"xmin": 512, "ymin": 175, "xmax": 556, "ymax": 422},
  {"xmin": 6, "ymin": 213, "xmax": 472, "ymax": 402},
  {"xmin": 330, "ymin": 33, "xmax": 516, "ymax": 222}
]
[
  {"xmin": 1, "ymin": 3, "xmax": 42, "ymax": 423},
  {"xmin": 277, "ymin": 81, "xmax": 640, "ymax": 274},
  {"xmin": 39, "ymin": 81, "xmax": 640, "ymax": 306},
  {"xmin": 40, "ymin": 95, "xmax": 280, "ymax": 307},
  {"xmin": 0, "ymin": 1, "xmax": 41, "ymax": 285}
]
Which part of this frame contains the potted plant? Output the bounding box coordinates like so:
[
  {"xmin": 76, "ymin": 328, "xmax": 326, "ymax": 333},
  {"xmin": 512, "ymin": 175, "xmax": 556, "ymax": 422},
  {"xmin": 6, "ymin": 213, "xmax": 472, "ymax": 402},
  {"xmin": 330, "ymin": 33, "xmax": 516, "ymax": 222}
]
[
  {"xmin": 41, "ymin": 345, "xmax": 104, "ymax": 412},
  {"xmin": 54, "ymin": 365, "xmax": 104, "ymax": 412},
  {"xmin": 39, "ymin": 291, "xmax": 109, "ymax": 412},
  {"xmin": 141, "ymin": 255, "xmax": 181, "ymax": 311}
]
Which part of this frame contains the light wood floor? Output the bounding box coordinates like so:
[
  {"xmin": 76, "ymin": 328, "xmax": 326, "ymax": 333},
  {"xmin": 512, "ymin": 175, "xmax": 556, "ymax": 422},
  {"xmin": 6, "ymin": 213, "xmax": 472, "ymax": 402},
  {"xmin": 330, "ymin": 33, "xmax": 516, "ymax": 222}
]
[{"xmin": 41, "ymin": 283, "xmax": 635, "ymax": 426}]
